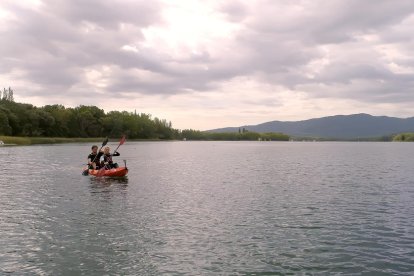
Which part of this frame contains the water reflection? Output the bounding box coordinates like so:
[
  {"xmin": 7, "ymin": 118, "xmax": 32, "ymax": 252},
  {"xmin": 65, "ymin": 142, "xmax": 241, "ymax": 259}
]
[{"xmin": 89, "ymin": 177, "xmax": 129, "ymax": 187}]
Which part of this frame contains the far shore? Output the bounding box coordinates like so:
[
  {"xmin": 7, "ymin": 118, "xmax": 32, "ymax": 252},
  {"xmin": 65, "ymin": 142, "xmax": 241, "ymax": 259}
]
[
  {"xmin": 0, "ymin": 136, "xmax": 105, "ymax": 146},
  {"xmin": 1, "ymin": 134, "xmax": 414, "ymax": 146},
  {"xmin": 0, "ymin": 136, "xmax": 173, "ymax": 146}
]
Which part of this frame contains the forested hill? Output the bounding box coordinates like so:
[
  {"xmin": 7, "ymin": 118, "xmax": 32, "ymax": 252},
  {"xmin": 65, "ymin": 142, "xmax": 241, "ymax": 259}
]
[
  {"xmin": 209, "ymin": 114, "xmax": 414, "ymax": 139},
  {"xmin": 0, "ymin": 96, "xmax": 177, "ymax": 139}
]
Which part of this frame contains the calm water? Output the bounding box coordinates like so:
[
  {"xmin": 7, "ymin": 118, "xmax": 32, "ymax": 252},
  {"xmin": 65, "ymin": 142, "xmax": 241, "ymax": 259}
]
[{"xmin": 0, "ymin": 141, "xmax": 414, "ymax": 275}]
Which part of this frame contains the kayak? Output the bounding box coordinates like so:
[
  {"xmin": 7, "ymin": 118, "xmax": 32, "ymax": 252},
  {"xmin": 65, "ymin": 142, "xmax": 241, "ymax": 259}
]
[{"xmin": 84, "ymin": 167, "xmax": 128, "ymax": 177}]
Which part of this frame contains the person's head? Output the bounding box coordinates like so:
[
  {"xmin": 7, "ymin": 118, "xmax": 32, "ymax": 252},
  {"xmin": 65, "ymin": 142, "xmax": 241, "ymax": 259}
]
[
  {"xmin": 91, "ymin": 145, "xmax": 98, "ymax": 153},
  {"xmin": 104, "ymin": 146, "xmax": 110, "ymax": 154}
]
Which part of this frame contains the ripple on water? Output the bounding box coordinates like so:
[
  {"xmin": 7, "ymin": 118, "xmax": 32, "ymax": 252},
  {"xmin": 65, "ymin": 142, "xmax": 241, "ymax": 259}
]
[{"xmin": 1, "ymin": 142, "xmax": 414, "ymax": 275}]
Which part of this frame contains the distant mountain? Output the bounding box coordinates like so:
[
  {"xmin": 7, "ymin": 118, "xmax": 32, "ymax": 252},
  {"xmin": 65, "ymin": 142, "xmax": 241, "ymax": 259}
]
[{"xmin": 208, "ymin": 114, "xmax": 414, "ymax": 139}]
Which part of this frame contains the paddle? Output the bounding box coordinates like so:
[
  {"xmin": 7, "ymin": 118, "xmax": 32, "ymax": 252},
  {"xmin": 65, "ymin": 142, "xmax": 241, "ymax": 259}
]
[
  {"xmin": 82, "ymin": 137, "xmax": 109, "ymax": 175},
  {"xmin": 104, "ymin": 135, "xmax": 126, "ymax": 170},
  {"xmin": 113, "ymin": 135, "xmax": 126, "ymax": 154}
]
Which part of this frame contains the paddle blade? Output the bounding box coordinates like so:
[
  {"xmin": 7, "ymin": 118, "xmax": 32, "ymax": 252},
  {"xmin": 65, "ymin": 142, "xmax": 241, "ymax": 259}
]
[
  {"xmin": 119, "ymin": 135, "xmax": 126, "ymax": 146},
  {"xmin": 102, "ymin": 137, "xmax": 109, "ymax": 147},
  {"xmin": 96, "ymin": 167, "xmax": 106, "ymax": 177}
]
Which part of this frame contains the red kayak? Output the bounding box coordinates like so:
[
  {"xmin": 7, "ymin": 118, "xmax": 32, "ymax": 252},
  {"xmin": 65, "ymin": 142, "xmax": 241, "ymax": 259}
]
[{"xmin": 84, "ymin": 167, "xmax": 128, "ymax": 177}]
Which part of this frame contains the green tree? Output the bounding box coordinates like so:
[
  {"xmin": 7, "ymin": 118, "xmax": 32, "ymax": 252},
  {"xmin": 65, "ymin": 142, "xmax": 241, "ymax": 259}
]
[
  {"xmin": 0, "ymin": 110, "xmax": 12, "ymax": 135},
  {"xmin": 42, "ymin": 105, "xmax": 71, "ymax": 136},
  {"xmin": 1, "ymin": 87, "xmax": 14, "ymax": 102},
  {"xmin": 0, "ymin": 91, "xmax": 181, "ymax": 139}
]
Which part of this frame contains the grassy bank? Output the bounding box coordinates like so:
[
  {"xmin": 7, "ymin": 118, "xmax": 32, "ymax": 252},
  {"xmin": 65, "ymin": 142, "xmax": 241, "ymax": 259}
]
[
  {"xmin": 393, "ymin": 133, "xmax": 414, "ymax": 142},
  {"xmin": 0, "ymin": 136, "xmax": 104, "ymax": 145}
]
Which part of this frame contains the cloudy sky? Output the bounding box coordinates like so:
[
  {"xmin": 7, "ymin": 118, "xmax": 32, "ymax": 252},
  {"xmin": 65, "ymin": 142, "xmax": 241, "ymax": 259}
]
[{"xmin": 1, "ymin": 0, "xmax": 414, "ymax": 130}]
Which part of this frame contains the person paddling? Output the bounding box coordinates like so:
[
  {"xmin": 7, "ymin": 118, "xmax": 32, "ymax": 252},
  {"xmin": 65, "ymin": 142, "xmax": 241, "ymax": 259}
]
[
  {"xmin": 87, "ymin": 145, "xmax": 104, "ymax": 169},
  {"xmin": 102, "ymin": 146, "xmax": 120, "ymax": 169}
]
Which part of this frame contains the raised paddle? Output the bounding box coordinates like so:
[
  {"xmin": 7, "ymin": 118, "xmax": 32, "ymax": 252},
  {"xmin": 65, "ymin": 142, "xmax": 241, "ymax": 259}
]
[
  {"xmin": 113, "ymin": 135, "xmax": 126, "ymax": 154},
  {"xmin": 82, "ymin": 137, "xmax": 109, "ymax": 175},
  {"xmin": 105, "ymin": 135, "xmax": 126, "ymax": 170}
]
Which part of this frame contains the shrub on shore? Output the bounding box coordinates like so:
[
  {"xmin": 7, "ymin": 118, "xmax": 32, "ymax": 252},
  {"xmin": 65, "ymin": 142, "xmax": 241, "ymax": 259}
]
[{"xmin": 393, "ymin": 133, "xmax": 414, "ymax": 142}]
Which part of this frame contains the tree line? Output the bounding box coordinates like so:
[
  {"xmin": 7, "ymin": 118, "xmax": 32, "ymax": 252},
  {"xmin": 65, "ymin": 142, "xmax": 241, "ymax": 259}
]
[
  {"xmin": 0, "ymin": 91, "xmax": 176, "ymax": 139},
  {"xmin": 0, "ymin": 88, "xmax": 290, "ymax": 141},
  {"xmin": 181, "ymin": 129, "xmax": 290, "ymax": 141}
]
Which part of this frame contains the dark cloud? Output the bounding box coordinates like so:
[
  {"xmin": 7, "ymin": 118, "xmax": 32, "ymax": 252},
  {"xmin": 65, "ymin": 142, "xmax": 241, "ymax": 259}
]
[
  {"xmin": 1, "ymin": 0, "xmax": 414, "ymax": 108},
  {"xmin": 1, "ymin": 1, "xmax": 165, "ymax": 95},
  {"xmin": 222, "ymin": 0, "xmax": 414, "ymax": 104},
  {"xmin": 218, "ymin": 1, "xmax": 249, "ymax": 22},
  {"xmin": 46, "ymin": 0, "xmax": 163, "ymax": 29}
]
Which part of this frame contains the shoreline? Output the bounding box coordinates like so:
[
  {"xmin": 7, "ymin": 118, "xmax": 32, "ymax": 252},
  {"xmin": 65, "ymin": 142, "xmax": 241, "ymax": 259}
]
[
  {"xmin": 0, "ymin": 136, "xmax": 106, "ymax": 146},
  {"xmin": 0, "ymin": 136, "xmax": 172, "ymax": 146},
  {"xmin": 1, "ymin": 135, "xmax": 411, "ymax": 146}
]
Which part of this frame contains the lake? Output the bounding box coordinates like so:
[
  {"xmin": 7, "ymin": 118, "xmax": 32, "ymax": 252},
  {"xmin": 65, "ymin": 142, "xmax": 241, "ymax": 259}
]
[{"xmin": 1, "ymin": 141, "xmax": 414, "ymax": 275}]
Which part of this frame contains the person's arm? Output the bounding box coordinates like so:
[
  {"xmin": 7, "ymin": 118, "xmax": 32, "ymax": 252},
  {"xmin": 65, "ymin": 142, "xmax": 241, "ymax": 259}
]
[
  {"xmin": 96, "ymin": 152, "xmax": 104, "ymax": 164},
  {"xmin": 113, "ymin": 151, "xmax": 120, "ymax": 156}
]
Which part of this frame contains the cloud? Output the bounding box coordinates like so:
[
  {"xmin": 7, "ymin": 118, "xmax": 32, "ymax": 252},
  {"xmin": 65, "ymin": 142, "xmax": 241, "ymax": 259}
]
[{"xmin": 1, "ymin": 0, "xmax": 414, "ymax": 129}]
